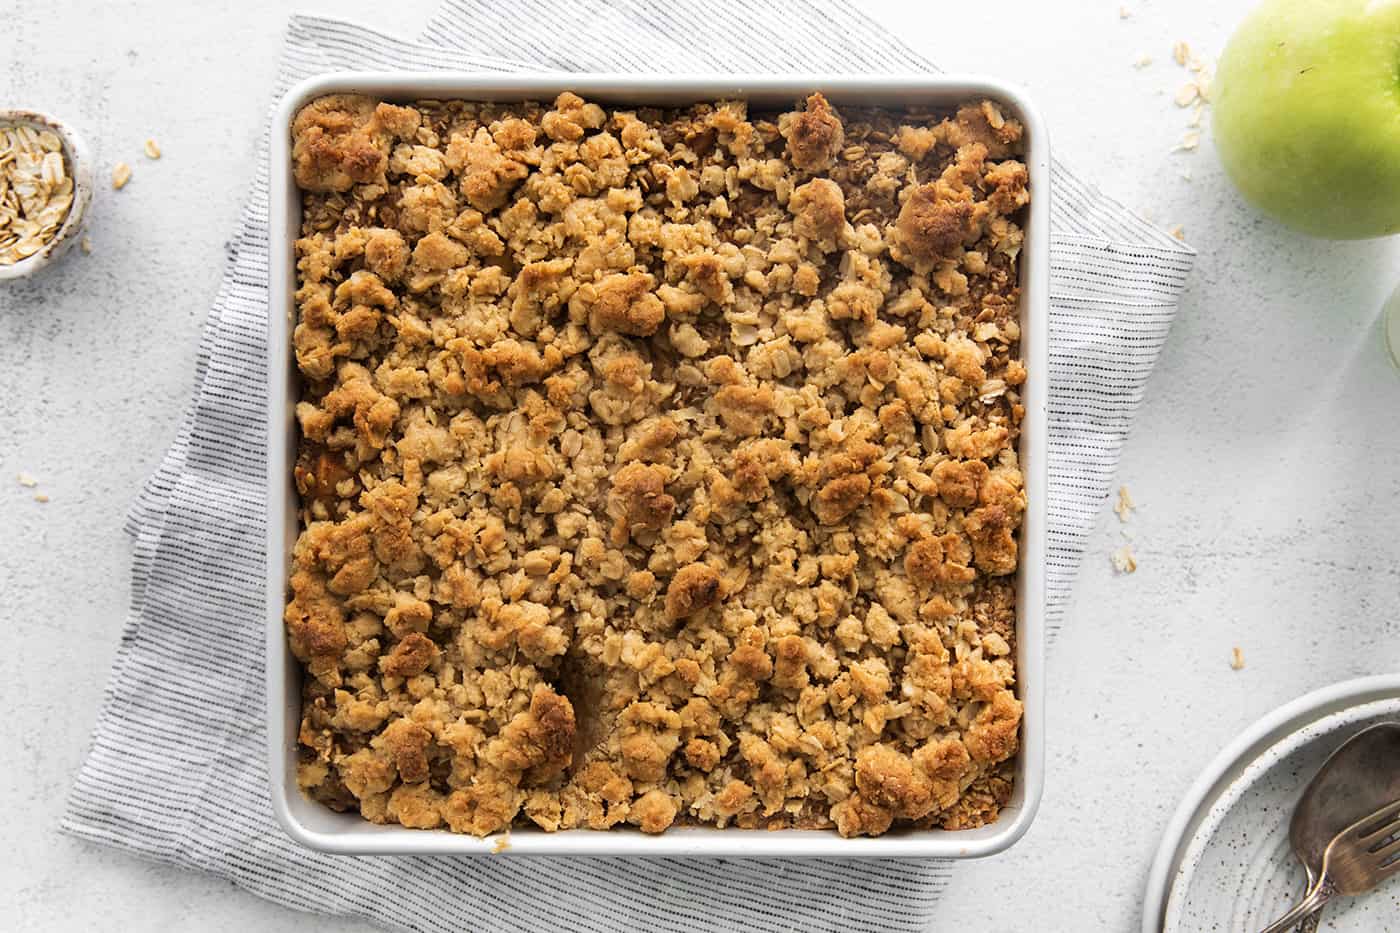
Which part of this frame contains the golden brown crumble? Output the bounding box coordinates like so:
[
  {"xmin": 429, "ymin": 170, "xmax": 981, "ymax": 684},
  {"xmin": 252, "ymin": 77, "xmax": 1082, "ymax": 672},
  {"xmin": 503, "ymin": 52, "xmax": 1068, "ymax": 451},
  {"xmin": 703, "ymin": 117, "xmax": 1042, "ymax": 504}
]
[{"xmin": 286, "ymin": 91, "xmax": 1028, "ymax": 838}]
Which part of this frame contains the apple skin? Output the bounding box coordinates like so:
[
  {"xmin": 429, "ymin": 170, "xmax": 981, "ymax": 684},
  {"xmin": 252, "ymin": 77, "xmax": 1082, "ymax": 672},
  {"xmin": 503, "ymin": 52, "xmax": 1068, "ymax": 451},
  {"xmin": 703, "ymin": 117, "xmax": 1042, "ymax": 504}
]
[{"xmin": 1214, "ymin": 0, "xmax": 1400, "ymax": 239}]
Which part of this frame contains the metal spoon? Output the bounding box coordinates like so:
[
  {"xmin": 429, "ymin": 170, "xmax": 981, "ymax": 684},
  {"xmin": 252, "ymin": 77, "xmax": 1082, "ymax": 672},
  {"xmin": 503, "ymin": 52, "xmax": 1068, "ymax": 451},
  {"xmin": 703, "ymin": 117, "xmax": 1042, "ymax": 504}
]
[{"xmin": 1260, "ymin": 722, "xmax": 1400, "ymax": 932}]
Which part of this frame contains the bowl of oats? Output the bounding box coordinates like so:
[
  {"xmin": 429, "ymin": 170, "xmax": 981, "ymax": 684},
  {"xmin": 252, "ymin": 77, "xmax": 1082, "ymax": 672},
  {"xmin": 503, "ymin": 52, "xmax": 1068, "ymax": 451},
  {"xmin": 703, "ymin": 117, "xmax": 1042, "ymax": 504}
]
[{"xmin": 0, "ymin": 109, "xmax": 92, "ymax": 280}]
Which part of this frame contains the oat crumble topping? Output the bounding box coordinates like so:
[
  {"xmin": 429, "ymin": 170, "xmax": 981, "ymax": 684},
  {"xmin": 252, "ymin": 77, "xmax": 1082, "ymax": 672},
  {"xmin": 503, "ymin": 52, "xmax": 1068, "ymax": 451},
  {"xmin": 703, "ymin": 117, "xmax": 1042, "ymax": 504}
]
[{"xmin": 285, "ymin": 91, "xmax": 1028, "ymax": 838}]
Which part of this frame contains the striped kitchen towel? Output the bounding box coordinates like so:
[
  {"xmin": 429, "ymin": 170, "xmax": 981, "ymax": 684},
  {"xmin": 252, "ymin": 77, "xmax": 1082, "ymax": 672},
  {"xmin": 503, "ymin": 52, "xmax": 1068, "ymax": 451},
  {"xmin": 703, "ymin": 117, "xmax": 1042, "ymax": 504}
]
[{"xmin": 62, "ymin": 2, "xmax": 1195, "ymax": 931}]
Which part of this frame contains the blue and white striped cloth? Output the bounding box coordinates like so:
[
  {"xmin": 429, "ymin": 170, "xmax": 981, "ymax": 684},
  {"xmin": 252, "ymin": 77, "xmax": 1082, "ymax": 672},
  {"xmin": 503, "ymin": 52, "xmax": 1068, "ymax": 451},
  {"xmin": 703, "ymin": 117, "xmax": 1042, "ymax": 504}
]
[{"xmin": 61, "ymin": 2, "xmax": 1195, "ymax": 930}]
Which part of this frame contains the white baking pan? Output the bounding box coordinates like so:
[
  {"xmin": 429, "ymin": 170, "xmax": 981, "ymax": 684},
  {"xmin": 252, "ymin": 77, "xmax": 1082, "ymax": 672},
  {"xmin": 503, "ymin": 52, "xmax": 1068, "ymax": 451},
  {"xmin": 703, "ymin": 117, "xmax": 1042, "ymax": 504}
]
[{"xmin": 266, "ymin": 73, "xmax": 1048, "ymax": 857}]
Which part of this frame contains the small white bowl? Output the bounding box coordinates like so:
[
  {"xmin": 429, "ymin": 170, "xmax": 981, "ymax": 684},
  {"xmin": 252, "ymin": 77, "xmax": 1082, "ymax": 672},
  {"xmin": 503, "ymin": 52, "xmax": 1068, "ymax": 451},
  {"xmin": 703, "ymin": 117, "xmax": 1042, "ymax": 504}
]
[{"xmin": 0, "ymin": 109, "xmax": 93, "ymax": 282}]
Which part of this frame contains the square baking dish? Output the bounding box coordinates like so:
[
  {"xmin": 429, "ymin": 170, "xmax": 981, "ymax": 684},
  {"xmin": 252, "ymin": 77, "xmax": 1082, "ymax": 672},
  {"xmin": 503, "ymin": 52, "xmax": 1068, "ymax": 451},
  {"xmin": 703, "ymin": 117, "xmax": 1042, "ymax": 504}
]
[{"xmin": 266, "ymin": 72, "xmax": 1048, "ymax": 857}]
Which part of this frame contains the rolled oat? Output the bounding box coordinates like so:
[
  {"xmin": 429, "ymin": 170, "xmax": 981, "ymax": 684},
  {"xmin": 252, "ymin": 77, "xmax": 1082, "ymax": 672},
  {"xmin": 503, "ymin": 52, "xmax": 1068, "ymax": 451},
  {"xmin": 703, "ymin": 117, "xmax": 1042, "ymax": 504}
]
[{"xmin": 0, "ymin": 123, "xmax": 75, "ymax": 265}]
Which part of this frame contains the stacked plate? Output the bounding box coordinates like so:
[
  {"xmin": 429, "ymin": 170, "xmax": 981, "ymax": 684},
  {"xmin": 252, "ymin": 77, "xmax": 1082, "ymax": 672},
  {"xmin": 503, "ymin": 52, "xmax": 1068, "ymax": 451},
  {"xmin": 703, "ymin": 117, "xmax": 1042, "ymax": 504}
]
[{"xmin": 1144, "ymin": 675, "xmax": 1400, "ymax": 932}]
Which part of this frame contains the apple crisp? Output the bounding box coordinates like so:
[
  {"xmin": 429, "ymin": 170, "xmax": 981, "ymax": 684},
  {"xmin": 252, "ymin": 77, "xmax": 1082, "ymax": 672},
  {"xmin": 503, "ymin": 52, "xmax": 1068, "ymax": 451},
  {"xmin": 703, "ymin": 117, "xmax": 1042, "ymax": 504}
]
[{"xmin": 286, "ymin": 90, "xmax": 1028, "ymax": 838}]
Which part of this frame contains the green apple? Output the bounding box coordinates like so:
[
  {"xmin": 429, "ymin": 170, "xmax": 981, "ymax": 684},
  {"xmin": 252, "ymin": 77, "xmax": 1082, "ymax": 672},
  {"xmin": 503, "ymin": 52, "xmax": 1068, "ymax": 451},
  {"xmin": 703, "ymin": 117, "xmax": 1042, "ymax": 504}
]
[{"xmin": 1214, "ymin": 0, "xmax": 1400, "ymax": 239}]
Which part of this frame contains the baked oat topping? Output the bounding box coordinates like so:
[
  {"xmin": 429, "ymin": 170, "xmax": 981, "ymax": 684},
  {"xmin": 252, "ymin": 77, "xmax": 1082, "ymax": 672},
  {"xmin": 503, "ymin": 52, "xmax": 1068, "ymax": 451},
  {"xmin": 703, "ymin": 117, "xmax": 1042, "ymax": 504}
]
[{"xmin": 286, "ymin": 91, "xmax": 1028, "ymax": 838}]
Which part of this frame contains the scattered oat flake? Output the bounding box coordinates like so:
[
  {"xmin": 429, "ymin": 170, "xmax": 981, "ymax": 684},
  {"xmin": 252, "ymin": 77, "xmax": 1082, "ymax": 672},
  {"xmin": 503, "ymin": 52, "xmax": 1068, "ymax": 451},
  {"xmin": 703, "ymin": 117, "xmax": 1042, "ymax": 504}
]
[
  {"xmin": 1188, "ymin": 104, "xmax": 1205, "ymax": 128},
  {"xmin": 33, "ymin": 492, "xmax": 50, "ymax": 503},
  {"xmin": 1111, "ymin": 544, "xmax": 1138, "ymax": 574},
  {"xmin": 1169, "ymin": 225, "xmax": 1185, "ymax": 240},
  {"xmin": 1230, "ymin": 646, "xmax": 1245, "ymax": 670},
  {"xmin": 1180, "ymin": 170, "xmax": 1193, "ymax": 182},
  {"xmin": 80, "ymin": 236, "xmax": 92, "ymax": 254},
  {"xmin": 1195, "ymin": 76, "xmax": 1212, "ymax": 101},
  {"xmin": 1119, "ymin": 5, "xmax": 1130, "ymax": 18},
  {"xmin": 1173, "ymin": 41, "xmax": 1191, "ymax": 66},
  {"xmin": 144, "ymin": 138, "xmax": 161, "ymax": 159},
  {"xmin": 1176, "ymin": 131, "xmax": 1201, "ymax": 152},
  {"xmin": 1175, "ymin": 83, "xmax": 1200, "ymax": 107},
  {"xmin": 1114, "ymin": 485, "xmax": 1136, "ymax": 522},
  {"xmin": 16, "ymin": 472, "xmax": 38, "ymax": 487},
  {"xmin": 1133, "ymin": 53, "xmax": 1153, "ymax": 69},
  {"xmin": 111, "ymin": 162, "xmax": 132, "ymax": 189},
  {"xmin": 491, "ymin": 833, "xmax": 511, "ymax": 853}
]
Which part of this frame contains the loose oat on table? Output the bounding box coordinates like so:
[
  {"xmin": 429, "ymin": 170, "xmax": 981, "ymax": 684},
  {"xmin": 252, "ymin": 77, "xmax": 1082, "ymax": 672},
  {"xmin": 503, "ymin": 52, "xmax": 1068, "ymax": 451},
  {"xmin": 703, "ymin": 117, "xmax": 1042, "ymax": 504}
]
[
  {"xmin": 111, "ymin": 162, "xmax": 132, "ymax": 190},
  {"xmin": 144, "ymin": 138, "xmax": 161, "ymax": 160},
  {"xmin": 285, "ymin": 91, "xmax": 1029, "ymax": 838},
  {"xmin": 0, "ymin": 123, "xmax": 75, "ymax": 265},
  {"xmin": 1230, "ymin": 646, "xmax": 1245, "ymax": 671},
  {"xmin": 33, "ymin": 492, "xmax": 50, "ymax": 503},
  {"xmin": 1114, "ymin": 484, "xmax": 1135, "ymax": 522},
  {"xmin": 1111, "ymin": 544, "xmax": 1137, "ymax": 574},
  {"xmin": 16, "ymin": 472, "xmax": 38, "ymax": 488}
]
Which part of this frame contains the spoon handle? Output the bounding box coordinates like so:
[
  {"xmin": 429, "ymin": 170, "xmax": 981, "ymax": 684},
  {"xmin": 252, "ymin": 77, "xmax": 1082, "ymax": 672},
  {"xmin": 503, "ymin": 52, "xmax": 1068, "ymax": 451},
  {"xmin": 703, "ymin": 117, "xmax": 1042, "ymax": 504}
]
[{"xmin": 1257, "ymin": 878, "xmax": 1333, "ymax": 933}]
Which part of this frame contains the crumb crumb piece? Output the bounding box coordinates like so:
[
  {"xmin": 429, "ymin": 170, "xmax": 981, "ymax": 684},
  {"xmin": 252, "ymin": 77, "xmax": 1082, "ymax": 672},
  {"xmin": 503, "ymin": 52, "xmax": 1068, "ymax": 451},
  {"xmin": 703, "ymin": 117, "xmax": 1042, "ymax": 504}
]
[
  {"xmin": 490, "ymin": 832, "xmax": 511, "ymax": 853},
  {"xmin": 16, "ymin": 472, "xmax": 38, "ymax": 488},
  {"xmin": 1230, "ymin": 647, "xmax": 1245, "ymax": 671},
  {"xmin": 1114, "ymin": 485, "xmax": 1135, "ymax": 522},
  {"xmin": 143, "ymin": 138, "xmax": 161, "ymax": 159},
  {"xmin": 1180, "ymin": 170, "xmax": 1193, "ymax": 182},
  {"xmin": 1111, "ymin": 544, "xmax": 1137, "ymax": 574},
  {"xmin": 34, "ymin": 492, "xmax": 50, "ymax": 503},
  {"xmin": 111, "ymin": 162, "xmax": 132, "ymax": 189},
  {"xmin": 1174, "ymin": 84, "xmax": 1199, "ymax": 107},
  {"xmin": 1175, "ymin": 131, "xmax": 1201, "ymax": 152},
  {"xmin": 1172, "ymin": 41, "xmax": 1191, "ymax": 67},
  {"xmin": 1168, "ymin": 225, "xmax": 1185, "ymax": 240},
  {"xmin": 80, "ymin": 236, "xmax": 92, "ymax": 254},
  {"xmin": 1133, "ymin": 53, "xmax": 1153, "ymax": 69}
]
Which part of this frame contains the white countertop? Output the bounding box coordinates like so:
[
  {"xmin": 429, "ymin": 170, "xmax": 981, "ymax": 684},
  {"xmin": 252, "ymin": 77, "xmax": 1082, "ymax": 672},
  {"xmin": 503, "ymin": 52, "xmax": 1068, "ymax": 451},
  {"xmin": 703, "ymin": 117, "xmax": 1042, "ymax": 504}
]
[{"xmin": 4, "ymin": 1, "xmax": 1400, "ymax": 930}]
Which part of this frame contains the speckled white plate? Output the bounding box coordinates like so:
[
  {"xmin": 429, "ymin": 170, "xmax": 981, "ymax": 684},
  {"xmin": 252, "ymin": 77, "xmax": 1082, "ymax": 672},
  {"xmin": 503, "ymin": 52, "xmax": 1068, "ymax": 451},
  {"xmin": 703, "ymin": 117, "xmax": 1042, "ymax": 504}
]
[{"xmin": 1144, "ymin": 675, "xmax": 1400, "ymax": 933}]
